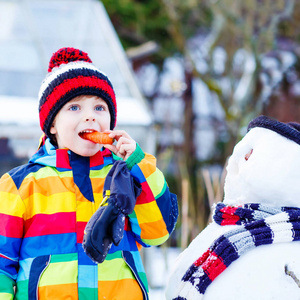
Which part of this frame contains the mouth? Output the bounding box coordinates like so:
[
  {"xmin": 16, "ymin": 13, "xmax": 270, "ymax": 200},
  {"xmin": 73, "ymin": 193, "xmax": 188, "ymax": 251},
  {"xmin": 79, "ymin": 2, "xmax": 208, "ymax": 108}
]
[{"xmin": 79, "ymin": 129, "xmax": 96, "ymax": 139}]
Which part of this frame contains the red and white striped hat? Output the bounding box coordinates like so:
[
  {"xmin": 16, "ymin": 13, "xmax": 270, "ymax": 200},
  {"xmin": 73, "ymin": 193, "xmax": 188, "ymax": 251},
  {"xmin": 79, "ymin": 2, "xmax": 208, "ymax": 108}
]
[{"xmin": 38, "ymin": 47, "xmax": 117, "ymax": 139}]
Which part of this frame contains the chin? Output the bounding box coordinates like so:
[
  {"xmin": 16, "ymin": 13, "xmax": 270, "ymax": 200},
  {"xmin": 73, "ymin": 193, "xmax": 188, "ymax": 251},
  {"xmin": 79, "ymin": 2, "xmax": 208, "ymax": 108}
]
[
  {"xmin": 81, "ymin": 150, "xmax": 99, "ymax": 157},
  {"xmin": 73, "ymin": 146, "xmax": 101, "ymax": 157}
]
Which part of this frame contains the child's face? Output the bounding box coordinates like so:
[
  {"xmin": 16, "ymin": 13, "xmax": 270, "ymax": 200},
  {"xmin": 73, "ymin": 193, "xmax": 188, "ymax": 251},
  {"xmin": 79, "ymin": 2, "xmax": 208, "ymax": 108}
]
[{"xmin": 50, "ymin": 95, "xmax": 111, "ymax": 156}]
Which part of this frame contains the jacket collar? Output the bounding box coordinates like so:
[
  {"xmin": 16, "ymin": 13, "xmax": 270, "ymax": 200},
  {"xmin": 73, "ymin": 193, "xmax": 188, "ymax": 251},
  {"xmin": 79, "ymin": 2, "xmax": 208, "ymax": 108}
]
[{"xmin": 29, "ymin": 138, "xmax": 111, "ymax": 169}]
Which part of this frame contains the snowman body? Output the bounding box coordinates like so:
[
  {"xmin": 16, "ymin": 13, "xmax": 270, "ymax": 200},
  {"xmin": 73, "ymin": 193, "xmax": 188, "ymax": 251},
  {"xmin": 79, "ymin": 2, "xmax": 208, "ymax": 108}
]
[
  {"xmin": 166, "ymin": 121, "xmax": 300, "ymax": 300},
  {"xmin": 166, "ymin": 222, "xmax": 300, "ymax": 299}
]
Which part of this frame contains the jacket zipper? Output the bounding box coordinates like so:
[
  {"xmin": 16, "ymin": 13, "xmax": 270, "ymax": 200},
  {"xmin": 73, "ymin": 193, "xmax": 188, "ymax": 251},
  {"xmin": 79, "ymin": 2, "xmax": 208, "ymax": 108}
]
[
  {"xmin": 35, "ymin": 255, "xmax": 51, "ymax": 300},
  {"xmin": 122, "ymin": 251, "xmax": 148, "ymax": 300}
]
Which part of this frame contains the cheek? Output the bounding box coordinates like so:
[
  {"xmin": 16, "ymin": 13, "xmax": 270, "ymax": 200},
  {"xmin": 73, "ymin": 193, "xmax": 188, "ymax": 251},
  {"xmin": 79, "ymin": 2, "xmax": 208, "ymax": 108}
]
[{"xmin": 100, "ymin": 114, "xmax": 111, "ymax": 128}]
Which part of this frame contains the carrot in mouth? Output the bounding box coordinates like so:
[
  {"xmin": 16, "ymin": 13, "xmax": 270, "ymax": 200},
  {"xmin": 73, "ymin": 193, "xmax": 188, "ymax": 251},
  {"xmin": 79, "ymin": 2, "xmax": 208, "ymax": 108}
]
[{"xmin": 81, "ymin": 131, "xmax": 114, "ymax": 145}]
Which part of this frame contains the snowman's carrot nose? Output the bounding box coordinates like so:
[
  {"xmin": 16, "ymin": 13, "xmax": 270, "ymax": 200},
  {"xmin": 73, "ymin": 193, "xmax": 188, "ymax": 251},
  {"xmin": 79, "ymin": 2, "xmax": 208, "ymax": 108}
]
[{"xmin": 245, "ymin": 148, "xmax": 253, "ymax": 161}]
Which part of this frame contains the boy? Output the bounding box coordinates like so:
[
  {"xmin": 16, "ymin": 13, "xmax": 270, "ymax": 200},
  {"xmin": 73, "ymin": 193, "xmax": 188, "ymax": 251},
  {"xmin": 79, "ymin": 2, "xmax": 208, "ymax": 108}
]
[{"xmin": 0, "ymin": 47, "xmax": 178, "ymax": 300}]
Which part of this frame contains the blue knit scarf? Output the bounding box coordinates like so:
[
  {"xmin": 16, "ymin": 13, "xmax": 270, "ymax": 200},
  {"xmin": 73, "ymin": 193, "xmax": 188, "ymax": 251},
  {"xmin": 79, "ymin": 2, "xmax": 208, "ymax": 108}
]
[{"xmin": 173, "ymin": 203, "xmax": 300, "ymax": 300}]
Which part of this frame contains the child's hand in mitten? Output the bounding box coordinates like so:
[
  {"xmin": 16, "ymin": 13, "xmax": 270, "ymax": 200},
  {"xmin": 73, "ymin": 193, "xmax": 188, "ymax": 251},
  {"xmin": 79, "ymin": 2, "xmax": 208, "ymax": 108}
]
[
  {"xmin": 82, "ymin": 161, "xmax": 141, "ymax": 263},
  {"xmin": 82, "ymin": 204, "xmax": 124, "ymax": 263},
  {"xmin": 82, "ymin": 205, "xmax": 112, "ymax": 263}
]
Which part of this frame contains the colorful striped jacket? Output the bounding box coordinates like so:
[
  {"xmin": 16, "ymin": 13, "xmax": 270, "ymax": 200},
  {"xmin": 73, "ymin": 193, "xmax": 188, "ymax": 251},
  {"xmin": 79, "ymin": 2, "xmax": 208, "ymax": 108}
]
[{"xmin": 0, "ymin": 139, "xmax": 178, "ymax": 300}]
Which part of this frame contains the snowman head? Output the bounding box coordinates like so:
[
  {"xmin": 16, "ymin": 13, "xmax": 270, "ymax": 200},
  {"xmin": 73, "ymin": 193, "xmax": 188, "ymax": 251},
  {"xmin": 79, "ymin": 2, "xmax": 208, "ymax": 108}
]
[{"xmin": 223, "ymin": 116, "xmax": 300, "ymax": 207}]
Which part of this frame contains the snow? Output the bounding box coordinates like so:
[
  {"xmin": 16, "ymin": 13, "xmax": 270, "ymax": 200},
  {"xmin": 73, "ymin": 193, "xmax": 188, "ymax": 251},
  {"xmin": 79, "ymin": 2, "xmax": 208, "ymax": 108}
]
[
  {"xmin": 144, "ymin": 246, "xmax": 181, "ymax": 299},
  {"xmin": 212, "ymin": 47, "xmax": 226, "ymax": 75},
  {"xmin": 159, "ymin": 58, "xmax": 185, "ymax": 96},
  {"xmin": 0, "ymin": 95, "xmax": 151, "ymax": 127},
  {"xmin": 149, "ymin": 288, "xmax": 167, "ymax": 300},
  {"xmin": 233, "ymin": 51, "xmax": 256, "ymax": 104},
  {"xmin": 135, "ymin": 63, "xmax": 159, "ymax": 98},
  {"xmin": 117, "ymin": 96, "xmax": 152, "ymax": 126},
  {"xmin": 0, "ymin": 96, "xmax": 39, "ymax": 125}
]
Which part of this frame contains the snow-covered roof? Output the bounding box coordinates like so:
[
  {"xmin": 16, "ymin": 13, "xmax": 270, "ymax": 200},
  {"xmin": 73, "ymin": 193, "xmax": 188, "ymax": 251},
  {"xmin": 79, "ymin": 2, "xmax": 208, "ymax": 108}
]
[
  {"xmin": 0, "ymin": 0, "xmax": 154, "ymax": 157},
  {"xmin": 0, "ymin": 95, "xmax": 151, "ymax": 128},
  {"xmin": 0, "ymin": 0, "xmax": 152, "ymax": 128}
]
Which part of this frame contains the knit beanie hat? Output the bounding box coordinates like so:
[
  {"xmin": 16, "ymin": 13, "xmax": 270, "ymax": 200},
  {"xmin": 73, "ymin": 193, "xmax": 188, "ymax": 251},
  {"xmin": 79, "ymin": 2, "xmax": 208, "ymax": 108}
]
[
  {"xmin": 247, "ymin": 115, "xmax": 300, "ymax": 145},
  {"xmin": 38, "ymin": 47, "xmax": 117, "ymax": 139}
]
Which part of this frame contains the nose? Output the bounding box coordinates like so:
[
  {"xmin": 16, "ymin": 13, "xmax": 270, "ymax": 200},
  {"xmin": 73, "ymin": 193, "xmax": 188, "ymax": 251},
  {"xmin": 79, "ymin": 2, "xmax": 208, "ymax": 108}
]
[
  {"xmin": 84, "ymin": 110, "xmax": 96, "ymax": 122},
  {"xmin": 82, "ymin": 106, "xmax": 96, "ymax": 122},
  {"xmin": 85, "ymin": 116, "xmax": 95, "ymax": 122}
]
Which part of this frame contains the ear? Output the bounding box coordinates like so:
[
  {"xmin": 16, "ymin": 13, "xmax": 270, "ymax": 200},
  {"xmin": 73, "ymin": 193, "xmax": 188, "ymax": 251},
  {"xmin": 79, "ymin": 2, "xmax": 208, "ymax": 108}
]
[{"xmin": 50, "ymin": 124, "xmax": 57, "ymax": 135}]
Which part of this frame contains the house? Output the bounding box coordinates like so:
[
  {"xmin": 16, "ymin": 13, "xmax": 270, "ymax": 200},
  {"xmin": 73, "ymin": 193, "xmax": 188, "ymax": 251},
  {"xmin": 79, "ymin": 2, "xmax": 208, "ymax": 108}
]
[{"xmin": 0, "ymin": 0, "xmax": 154, "ymax": 174}]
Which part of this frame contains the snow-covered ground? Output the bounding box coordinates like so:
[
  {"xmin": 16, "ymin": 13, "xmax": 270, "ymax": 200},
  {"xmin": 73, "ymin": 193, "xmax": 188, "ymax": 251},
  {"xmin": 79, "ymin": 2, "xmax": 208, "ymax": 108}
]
[
  {"xmin": 145, "ymin": 246, "xmax": 181, "ymax": 300},
  {"xmin": 149, "ymin": 288, "xmax": 166, "ymax": 300}
]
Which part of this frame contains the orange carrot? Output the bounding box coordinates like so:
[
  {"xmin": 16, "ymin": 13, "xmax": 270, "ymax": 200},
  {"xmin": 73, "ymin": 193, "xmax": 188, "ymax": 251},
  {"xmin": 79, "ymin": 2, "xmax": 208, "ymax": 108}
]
[{"xmin": 81, "ymin": 132, "xmax": 114, "ymax": 145}]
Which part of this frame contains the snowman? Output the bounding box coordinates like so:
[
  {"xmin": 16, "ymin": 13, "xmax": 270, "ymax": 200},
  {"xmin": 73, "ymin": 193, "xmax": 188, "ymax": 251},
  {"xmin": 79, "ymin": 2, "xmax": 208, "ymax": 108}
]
[{"xmin": 166, "ymin": 115, "xmax": 300, "ymax": 300}]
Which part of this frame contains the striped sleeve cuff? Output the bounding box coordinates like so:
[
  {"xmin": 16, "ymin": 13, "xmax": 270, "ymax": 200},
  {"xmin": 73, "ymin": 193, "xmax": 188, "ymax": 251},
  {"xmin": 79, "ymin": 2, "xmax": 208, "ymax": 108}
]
[{"xmin": 126, "ymin": 143, "xmax": 145, "ymax": 170}]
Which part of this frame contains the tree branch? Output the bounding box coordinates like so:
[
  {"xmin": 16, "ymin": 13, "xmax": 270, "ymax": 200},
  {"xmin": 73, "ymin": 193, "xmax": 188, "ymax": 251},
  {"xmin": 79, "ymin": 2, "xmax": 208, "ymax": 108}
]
[{"xmin": 285, "ymin": 264, "xmax": 300, "ymax": 288}]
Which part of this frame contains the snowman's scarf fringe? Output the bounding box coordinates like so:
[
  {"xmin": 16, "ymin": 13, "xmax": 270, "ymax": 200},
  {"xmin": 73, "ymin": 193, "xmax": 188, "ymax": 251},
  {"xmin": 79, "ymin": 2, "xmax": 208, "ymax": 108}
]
[{"xmin": 173, "ymin": 203, "xmax": 300, "ymax": 300}]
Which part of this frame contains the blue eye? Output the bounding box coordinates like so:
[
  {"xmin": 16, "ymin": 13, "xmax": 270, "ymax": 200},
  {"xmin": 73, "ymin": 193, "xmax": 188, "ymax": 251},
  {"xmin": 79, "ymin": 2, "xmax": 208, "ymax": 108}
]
[
  {"xmin": 69, "ymin": 105, "xmax": 79, "ymax": 111},
  {"xmin": 95, "ymin": 105, "xmax": 104, "ymax": 111}
]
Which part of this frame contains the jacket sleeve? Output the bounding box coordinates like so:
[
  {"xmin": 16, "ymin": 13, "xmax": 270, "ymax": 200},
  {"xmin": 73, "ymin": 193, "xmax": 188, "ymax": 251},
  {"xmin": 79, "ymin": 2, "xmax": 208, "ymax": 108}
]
[
  {"xmin": 0, "ymin": 173, "xmax": 25, "ymax": 299},
  {"xmin": 126, "ymin": 144, "xmax": 178, "ymax": 246}
]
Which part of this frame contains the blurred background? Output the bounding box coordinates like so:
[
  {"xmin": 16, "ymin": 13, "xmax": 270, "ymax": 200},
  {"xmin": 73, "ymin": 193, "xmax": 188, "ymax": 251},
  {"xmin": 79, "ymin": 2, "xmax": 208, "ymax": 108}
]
[{"xmin": 1, "ymin": 0, "xmax": 300, "ymax": 298}]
